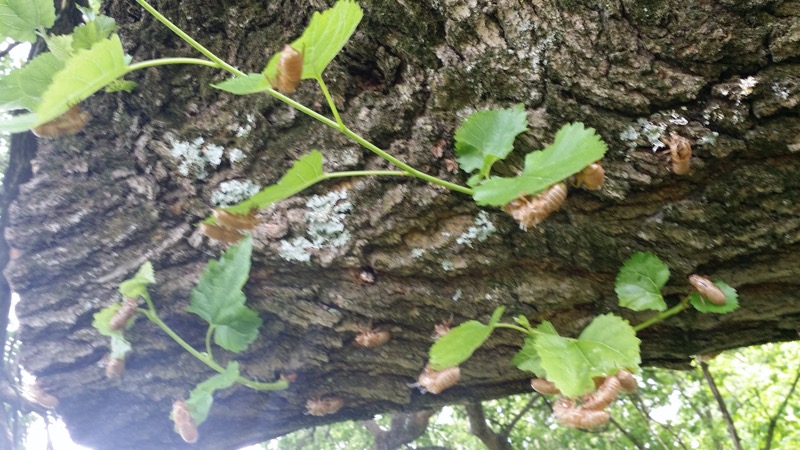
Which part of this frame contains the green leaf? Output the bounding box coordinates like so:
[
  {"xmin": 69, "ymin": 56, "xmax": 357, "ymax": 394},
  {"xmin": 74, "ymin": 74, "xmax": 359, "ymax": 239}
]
[
  {"xmin": 36, "ymin": 34, "xmax": 129, "ymax": 125},
  {"xmin": 185, "ymin": 362, "xmax": 240, "ymax": 426},
  {"xmin": 0, "ymin": 113, "xmax": 38, "ymax": 134},
  {"xmin": 615, "ymin": 252, "xmax": 670, "ymax": 312},
  {"xmin": 0, "ymin": 52, "xmax": 65, "ymax": 112},
  {"xmin": 186, "ymin": 236, "xmax": 262, "ymax": 353},
  {"xmin": 263, "ymin": 0, "xmax": 363, "ymax": 81},
  {"xmin": 118, "ymin": 262, "xmax": 155, "ymax": 299},
  {"xmin": 110, "ymin": 334, "xmax": 132, "ymax": 360},
  {"xmin": 428, "ymin": 307, "xmax": 505, "ymax": 370},
  {"xmin": 71, "ymin": 16, "xmax": 117, "ymax": 50},
  {"xmin": 535, "ymin": 314, "xmax": 640, "ymax": 397},
  {"xmin": 0, "ymin": 0, "xmax": 56, "ymax": 42},
  {"xmin": 213, "ymin": 73, "xmax": 271, "ymax": 95},
  {"xmin": 45, "ymin": 34, "xmax": 75, "ymax": 60},
  {"xmin": 512, "ymin": 335, "xmax": 545, "ymax": 376},
  {"xmin": 92, "ymin": 303, "xmax": 122, "ymax": 338},
  {"xmin": 473, "ymin": 122, "xmax": 607, "ymax": 206},
  {"xmin": 689, "ymin": 281, "xmax": 739, "ymax": 314},
  {"xmin": 222, "ymin": 150, "xmax": 326, "ymax": 216},
  {"xmin": 455, "ymin": 104, "xmax": 528, "ymax": 178}
]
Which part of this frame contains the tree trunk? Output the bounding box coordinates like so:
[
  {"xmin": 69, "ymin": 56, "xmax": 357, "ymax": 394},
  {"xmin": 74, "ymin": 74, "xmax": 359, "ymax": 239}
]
[{"xmin": 3, "ymin": 0, "xmax": 799, "ymax": 449}]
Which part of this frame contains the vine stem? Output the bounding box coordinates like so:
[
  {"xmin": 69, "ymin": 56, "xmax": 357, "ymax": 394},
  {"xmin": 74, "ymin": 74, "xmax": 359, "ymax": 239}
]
[
  {"xmin": 633, "ymin": 298, "xmax": 692, "ymax": 332},
  {"xmin": 323, "ymin": 170, "xmax": 410, "ymax": 179},
  {"xmin": 316, "ymin": 77, "xmax": 344, "ymax": 130},
  {"xmin": 134, "ymin": 0, "xmax": 474, "ymax": 196},
  {"xmin": 127, "ymin": 58, "xmax": 221, "ymax": 72},
  {"xmin": 138, "ymin": 301, "xmax": 287, "ymax": 391},
  {"xmin": 205, "ymin": 326, "xmax": 215, "ymax": 360},
  {"xmin": 494, "ymin": 323, "xmax": 530, "ymax": 334}
]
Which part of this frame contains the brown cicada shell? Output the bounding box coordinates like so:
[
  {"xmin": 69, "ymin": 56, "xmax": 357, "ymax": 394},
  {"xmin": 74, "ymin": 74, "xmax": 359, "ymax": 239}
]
[
  {"xmin": 32, "ymin": 104, "xmax": 90, "ymax": 138},
  {"xmin": 172, "ymin": 400, "xmax": 199, "ymax": 443},
  {"xmin": 503, "ymin": 182, "xmax": 568, "ymax": 230},
  {"xmin": 305, "ymin": 396, "xmax": 344, "ymax": 416},
  {"xmin": 270, "ymin": 45, "xmax": 303, "ymax": 94},
  {"xmin": 573, "ymin": 162, "xmax": 605, "ymax": 190},
  {"xmin": 689, "ymin": 274, "xmax": 727, "ymax": 305},
  {"xmin": 414, "ymin": 366, "xmax": 461, "ymax": 395},
  {"xmin": 109, "ymin": 298, "xmax": 139, "ymax": 331},
  {"xmin": 553, "ymin": 397, "xmax": 611, "ymax": 429},
  {"xmin": 105, "ymin": 358, "xmax": 125, "ymax": 378},
  {"xmin": 200, "ymin": 223, "xmax": 244, "ymax": 244},
  {"xmin": 615, "ymin": 370, "xmax": 638, "ymax": 393},
  {"xmin": 213, "ymin": 210, "xmax": 258, "ymax": 231},
  {"xmin": 580, "ymin": 376, "xmax": 621, "ymax": 411},
  {"xmin": 530, "ymin": 377, "xmax": 561, "ymax": 395},
  {"xmin": 354, "ymin": 327, "xmax": 391, "ymax": 348},
  {"xmin": 661, "ymin": 133, "xmax": 692, "ymax": 175}
]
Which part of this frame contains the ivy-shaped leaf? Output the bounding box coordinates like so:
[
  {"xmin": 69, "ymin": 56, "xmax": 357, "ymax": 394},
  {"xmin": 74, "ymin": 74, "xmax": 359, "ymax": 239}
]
[
  {"xmin": 615, "ymin": 252, "xmax": 670, "ymax": 312},
  {"xmin": 186, "ymin": 235, "xmax": 261, "ymax": 353},
  {"xmin": 263, "ymin": 0, "xmax": 363, "ymax": 82},
  {"xmin": 535, "ymin": 314, "xmax": 640, "ymax": 398},
  {"xmin": 36, "ymin": 34, "xmax": 129, "ymax": 125},
  {"xmin": 689, "ymin": 281, "xmax": 739, "ymax": 314},
  {"xmin": 0, "ymin": 52, "xmax": 65, "ymax": 112},
  {"xmin": 0, "ymin": 0, "xmax": 56, "ymax": 43},
  {"xmin": 213, "ymin": 73, "xmax": 271, "ymax": 95},
  {"xmin": 184, "ymin": 362, "xmax": 240, "ymax": 426},
  {"xmin": 221, "ymin": 150, "xmax": 326, "ymax": 216},
  {"xmin": 45, "ymin": 34, "xmax": 75, "ymax": 61},
  {"xmin": 72, "ymin": 16, "xmax": 117, "ymax": 50},
  {"xmin": 473, "ymin": 122, "xmax": 607, "ymax": 206},
  {"xmin": 428, "ymin": 307, "xmax": 504, "ymax": 370},
  {"xmin": 92, "ymin": 304, "xmax": 133, "ymax": 359},
  {"xmin": 109, "ymin": 334, "xmax": 132, "ymax": 360},
  {"xmin": 455, "ymin": 104, "xmax": 528, "ymax": 179},
  {"xmin": 118, "ymin": 262, "xmax": 155, "ymax": 299},
  {"xmin": 511, "ymin": 335, "xmax": 545, "ymax": 376}
]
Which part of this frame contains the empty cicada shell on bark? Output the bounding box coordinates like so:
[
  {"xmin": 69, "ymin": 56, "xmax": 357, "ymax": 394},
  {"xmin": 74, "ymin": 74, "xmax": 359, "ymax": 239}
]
[
  {"xmin": 109, "ymin": 298, "xmax": 139, "ymax": 331},
  {"xmin": 661, "ymin": 133, "xmax": 692, "ymax": 175},
  {"xmin": 200, "ymin": 223, "xmax": 244, "ymax": 244},
  {"xmin": 414, "ymin": 366, "xmax": 461, "ymax": 395},
  {"xmin": 689, "ymin": 274, "xmax": 727, "ymax": 305},
  {"xmin": 32, "ymin": 104, "xmax": 90, "ymax": 138},
  {"xmin": 432, "ymin": 317, "xmax": 454, "ymax": 340},
  {"xmin": 105, "ymin": 358, "xmax": 126, "ymax": 378},
  {"xmin": 354, "ymin": 327, "xmax": 391, "ymax": 347},
  {"xmin": 573, "ymin": 162, "xmax": 605, "ymax": 190},
  {"xmin": 213, "ymin": 210, "xmax": 258, "ymax": 231},
  {"xmin": 270, "ymin": 45, "xmax": 303, "ymax": 94},
  {"xmin": 305, "ymin": 396, "xmax": 344, "ymax": 416},
  {"xmin": 172, "ymin": 399, "xmax": 199, "ymax": 444},
  {"xmin": 531, "ymin": 378, "xmax": 561, "ymax": 395},
  {"xmin": 553, "ymin": 398, "xmax": 611, "ymax": 429},
  {"xmin": 503, "ymin": 182, "xmax": 568, "ymax": 230}
]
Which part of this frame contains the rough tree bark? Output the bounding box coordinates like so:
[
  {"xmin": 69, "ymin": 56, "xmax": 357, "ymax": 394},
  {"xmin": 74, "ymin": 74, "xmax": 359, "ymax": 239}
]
[{"xmin": 2, "ymin": 0, "xmax": 799, "ymax": 449}]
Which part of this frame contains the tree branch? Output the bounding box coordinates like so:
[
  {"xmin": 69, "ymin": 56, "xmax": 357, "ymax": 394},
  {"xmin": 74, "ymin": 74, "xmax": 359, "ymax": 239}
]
[
  {"xmin": 763, "ymin": 365, "xmax": 800, "ymax": 450},
  {"xmin": 699, "ymin": 360, "xmax": 743, "ymax": 450},
  {"xmin": 499, "ymin": 395, "xmax": 539, "ymax": 438},
  {"xmin": 608, "ymin": 416, "xmax": 647, "ymax": 450},
  {"xmin": 464, "ymin": 403, "xmax": 511, "ymax": 450},
  {"xmin": 365, "ymin": 410, "xmax": 436, "ymax": 450}
]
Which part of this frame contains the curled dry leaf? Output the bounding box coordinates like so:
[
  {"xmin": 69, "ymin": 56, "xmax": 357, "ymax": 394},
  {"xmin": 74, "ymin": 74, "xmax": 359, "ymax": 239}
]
[
  {"xmin": 689, "ymin": 275, "xmax": 727, "ymax": 305},
  {"xmin": 415, "ymin": 366, "xmax": 461, "ymax": 395},
  {"xmin": 213, "ymin": 210, "xmax": 258, "ymax": 231},
  {"xmin": 105, "ymin": 358, "xmax": 125, "ymax": 378},
  {"xmin": 27, "ymin": 383, "xmax": 59, "ymax": 409},
  {"xmin": 109, "ymin": 298, "xmax": 139, "ymax": 331},
  {"xmin": 354, "ymin": 327, "xmax": 391, "ymax": 347},
  {"xmin": 305, "ymin": 396, "xmax": 344, "ymax": 416},
  {"xmin": 573, "ymin": 162, "xmax": 605, "ymax": 190},
  {"xmin": 661, "ymin": 133, "xmax": 692, "ymax": 175},
  {"xmin": 503, "ymin": 182, "xmax": 567, "ymax": 230},
  {"xmin": 553, "ymin": 397, "xmax": 611, "ymax": 429},
  {"xmin": 32, "ymin": 104, "xmax": 90, "ymax": 138},
  {"xmin": 172, "ymin": 400, "xmax": 199, "ymax": 444},
  {"xmin": 271, "ymin": 45, "xmax": 303, "ymax": 94},
  {"xmin": 531, "ymin": 378, "xmax": 561, "ymax": 395},
  {"xmin": 200, "ymin": 223, "xmax": 244, "ymax": 244}
]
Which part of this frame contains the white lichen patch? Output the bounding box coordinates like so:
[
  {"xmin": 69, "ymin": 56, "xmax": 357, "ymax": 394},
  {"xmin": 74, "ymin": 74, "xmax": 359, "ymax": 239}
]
[
  {"xmin": 441, "ymin": 260, "xmax": 454, "ymax": 272},
  {"xmin": 278, "ymin": 190, "xmax": 353, "ymax": 263},
  {"xmin": 410, "ymin": 248, "xmax": 426, "ymax": 259},
  {"xmin": 170, "ymin": 137, "xmax": 229, "ymax": 179},
  {"xmin": 621, "ymin": 118, "xmax": 668, "ymax": 151},
  {"xmin": 236, "ymin": 114, "xmax": 255, "ymax": 138},
  {"xmin": 452, "ymin": 289, "xmax": 462, "ymax": 301},
  {"xmin": 738, "ymin": 76, "xmax": 758, "ymax": 97},
  {"xmin": 228, "ymin": 148, "xmax": 246, "ymax": 164},
  {"xmin": 211, "ymin": 179, "xmax": 261, "ymax": 206},
  {"xmin": 772, "ymin": 82, "xmax": 791, "ymax": 101},
  {"xmin": 455, "ymin": 211, "xmax": 496, "ymax": 248}
]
